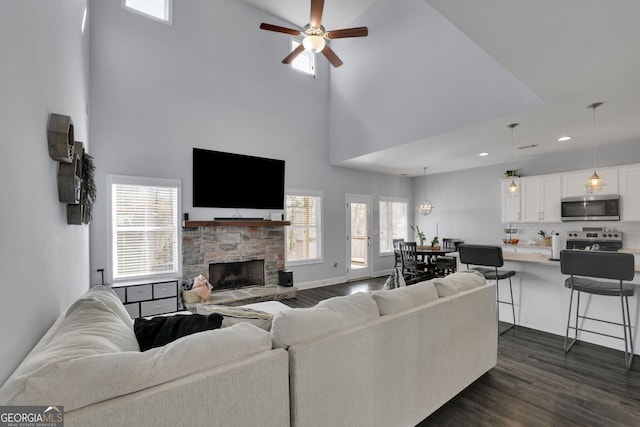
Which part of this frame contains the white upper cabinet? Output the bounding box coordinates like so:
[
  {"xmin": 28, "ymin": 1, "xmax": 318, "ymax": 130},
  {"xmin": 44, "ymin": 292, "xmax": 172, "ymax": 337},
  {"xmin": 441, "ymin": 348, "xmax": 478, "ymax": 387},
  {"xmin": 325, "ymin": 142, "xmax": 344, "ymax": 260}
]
[
  {"xmin": 618, "ymin": 164, "xmax": 640, "ymax": 221},
  {"xmin": 561, "ymin": 167, "xmax": 618, "ymax": 198},
  {"xmin": 501, "ymin": 178, "xmax": 521, "ymax": 223},
  {"xmin": 520, "ymin": 175, "xmax": 561, "ymax": 222},
  {"xmin": 501, "ymin": 163, "xmax": 638, "ymax": 224}
]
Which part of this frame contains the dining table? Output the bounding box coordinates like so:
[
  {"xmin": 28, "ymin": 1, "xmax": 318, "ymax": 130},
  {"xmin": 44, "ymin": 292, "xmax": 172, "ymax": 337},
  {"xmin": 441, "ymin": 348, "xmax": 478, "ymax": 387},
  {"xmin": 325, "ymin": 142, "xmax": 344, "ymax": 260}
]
[{"xmin": 415, "ymin": 246, "xmax": 457, "ymax": 273}]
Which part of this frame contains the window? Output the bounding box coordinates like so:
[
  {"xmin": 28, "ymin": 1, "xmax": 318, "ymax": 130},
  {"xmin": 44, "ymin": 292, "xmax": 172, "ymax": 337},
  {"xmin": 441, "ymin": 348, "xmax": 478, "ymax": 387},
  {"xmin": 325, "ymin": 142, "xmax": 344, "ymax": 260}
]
[
  {"xmin": 291, "ymin": 40, "xmax": 316, "ymax": 77},
  {"xmin": 286, "ymin": 192, "xmax": 322, "ymax": 263},
  {"xmin": 122, "ymin": 0, "xmax": 172, "ymax": 24},
  {"xmin": 109, "ymin": 175, "xmax": 181, "ymax": 281},
  {"xmin": 379, "ymin": 197, "xmax": 408, "ymax": 254}
]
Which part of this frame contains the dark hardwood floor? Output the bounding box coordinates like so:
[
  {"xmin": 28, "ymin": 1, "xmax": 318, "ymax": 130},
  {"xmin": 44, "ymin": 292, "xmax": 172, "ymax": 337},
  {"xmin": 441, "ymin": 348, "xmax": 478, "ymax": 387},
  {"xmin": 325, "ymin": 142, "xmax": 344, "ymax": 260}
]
[{"xmin": 282, "ymin": 278, "xmax": 640, "ymax": 426}]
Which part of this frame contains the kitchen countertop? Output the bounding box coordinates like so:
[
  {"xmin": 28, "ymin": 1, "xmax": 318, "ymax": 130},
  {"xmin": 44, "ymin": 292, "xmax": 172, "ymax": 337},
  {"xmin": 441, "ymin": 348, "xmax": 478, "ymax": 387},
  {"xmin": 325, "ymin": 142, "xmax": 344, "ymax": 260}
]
[
  {"xmin": 500, "ymin": 249, "xmax": 640, "ymax": 272},
  {"xmin": 451, "ymin": 246, "xmax": 640, "ymax": 272}
]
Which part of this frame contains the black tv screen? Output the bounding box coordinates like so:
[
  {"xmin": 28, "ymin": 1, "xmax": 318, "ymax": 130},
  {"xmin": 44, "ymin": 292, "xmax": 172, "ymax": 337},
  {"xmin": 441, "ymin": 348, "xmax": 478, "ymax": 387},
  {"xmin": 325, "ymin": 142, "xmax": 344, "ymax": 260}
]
[{"xmin": 193, "ymin": 148, "xmax": 285, "ymax": 209}]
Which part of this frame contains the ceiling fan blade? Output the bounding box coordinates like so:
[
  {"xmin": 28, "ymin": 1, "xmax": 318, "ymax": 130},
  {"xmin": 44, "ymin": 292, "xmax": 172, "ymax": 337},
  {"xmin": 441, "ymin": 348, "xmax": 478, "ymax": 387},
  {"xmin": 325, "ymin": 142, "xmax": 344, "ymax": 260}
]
[
  {"xmin": 326, "ymin": 27, "xmax": 369, "ymax": 39},
  {"xmin": 260, "ymin": 22, "xmax": 301, "ymax": 36},
  {"xmin": 322, "ymin": 44, "xmax": 343, "ymax": 68},
  {"xmin": 282, "ymin": 44, "xmax": 306, "ymax": 65},
  {"xmin": 310, "ymin": 0, "xmax": 325, "ymax": 27}
]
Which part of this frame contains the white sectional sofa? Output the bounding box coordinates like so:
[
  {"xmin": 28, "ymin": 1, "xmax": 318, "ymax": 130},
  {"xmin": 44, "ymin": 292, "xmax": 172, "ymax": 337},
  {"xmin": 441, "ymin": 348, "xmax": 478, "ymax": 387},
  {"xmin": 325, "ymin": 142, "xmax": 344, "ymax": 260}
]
[
  {"xmin": 270, "ymin": 270, "xmax": 498, "ymax": 427},
  {"xmin": 0, "ymin": 271, "xmax": 497, "ymax": 427},
  {"xmin": 0, "ymin": 286, "xmax": 290, "ymax": 427}
]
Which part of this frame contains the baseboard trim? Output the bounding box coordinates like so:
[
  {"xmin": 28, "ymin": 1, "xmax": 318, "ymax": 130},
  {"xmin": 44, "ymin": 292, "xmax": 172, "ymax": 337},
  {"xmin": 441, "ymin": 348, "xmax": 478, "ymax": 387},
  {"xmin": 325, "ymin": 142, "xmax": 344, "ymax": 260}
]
[{"xmin": 294, "ymin": 270, "xmax": 390, "ymax": 290}]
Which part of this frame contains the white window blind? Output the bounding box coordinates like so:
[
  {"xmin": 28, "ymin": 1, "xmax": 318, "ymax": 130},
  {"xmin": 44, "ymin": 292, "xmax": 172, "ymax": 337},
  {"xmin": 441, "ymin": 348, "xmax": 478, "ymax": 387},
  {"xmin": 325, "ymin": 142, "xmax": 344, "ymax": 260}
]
[
  {"xmin": 110, "ymin": 177, "xmax": 180, "ymax": 280},
  {"xmin": 286, "ymin": 193, "xmax": 322, "ymax": 263},
  {"xmin": 379, "ymin": 197, "xmax": 408, "ymax": 254}
]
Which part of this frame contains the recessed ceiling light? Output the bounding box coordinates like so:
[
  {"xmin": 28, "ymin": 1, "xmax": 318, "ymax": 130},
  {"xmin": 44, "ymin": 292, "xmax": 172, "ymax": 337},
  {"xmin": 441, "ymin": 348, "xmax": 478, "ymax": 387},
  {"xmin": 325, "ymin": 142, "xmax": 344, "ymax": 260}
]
[
  {"xmin": 478, "ymin": 152, "xmax": 489, "ymax": 157},
  {"xmin": 558, "ymin": 136, "xmax": 572, "ymax": 142}
]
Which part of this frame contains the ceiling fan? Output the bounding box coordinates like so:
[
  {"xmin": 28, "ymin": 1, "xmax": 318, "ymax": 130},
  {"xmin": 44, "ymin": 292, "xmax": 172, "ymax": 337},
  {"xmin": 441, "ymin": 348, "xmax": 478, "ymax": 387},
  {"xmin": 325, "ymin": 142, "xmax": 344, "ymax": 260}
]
[{"xmin": 259, "ymin": 0, "xmax": 368, "ymax": 68}]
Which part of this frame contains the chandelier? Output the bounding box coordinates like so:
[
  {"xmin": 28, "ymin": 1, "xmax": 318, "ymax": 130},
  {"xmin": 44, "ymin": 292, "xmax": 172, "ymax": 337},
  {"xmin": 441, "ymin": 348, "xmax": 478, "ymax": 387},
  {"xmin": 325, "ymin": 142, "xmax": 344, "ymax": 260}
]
[{"xmin": 417, "ymin": 167, "xmax": 433, "ymax": 216}]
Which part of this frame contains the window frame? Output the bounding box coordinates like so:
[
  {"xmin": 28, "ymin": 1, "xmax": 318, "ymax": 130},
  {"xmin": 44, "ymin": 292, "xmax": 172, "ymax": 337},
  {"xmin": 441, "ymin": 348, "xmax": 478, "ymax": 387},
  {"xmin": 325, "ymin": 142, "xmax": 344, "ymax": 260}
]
[
  {"xmin": 107, "ymin": 174, "xmax": 182, "ymax": 283},
  {"xmin": 378, "ymin": 196, "xmax": 409, "ymax": 255},
  {"xmin": 290, "ymin": 40, "xmax": 317, "ymax": 78},
  {"xmin": 122, "ymin": 0, "xmax": 173, "ymax": 25},
  {"xmin": 285, "ymin": 189, "xmax": 323, "ymax": 266}
]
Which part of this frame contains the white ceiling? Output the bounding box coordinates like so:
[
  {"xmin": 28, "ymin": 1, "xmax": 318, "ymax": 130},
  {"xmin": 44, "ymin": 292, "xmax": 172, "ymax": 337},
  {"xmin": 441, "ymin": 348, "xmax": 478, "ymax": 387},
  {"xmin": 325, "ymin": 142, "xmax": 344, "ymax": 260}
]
[{"xmin": 243, "ymin": 0, "xmax": 640, "ymax": 176}]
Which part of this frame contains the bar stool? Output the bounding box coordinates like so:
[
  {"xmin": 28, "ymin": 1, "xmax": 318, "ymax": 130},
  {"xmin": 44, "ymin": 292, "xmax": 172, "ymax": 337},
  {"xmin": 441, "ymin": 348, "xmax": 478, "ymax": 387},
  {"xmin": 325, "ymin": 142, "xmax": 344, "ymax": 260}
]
[
  {"xmin": 458, "ymin": 244, "xmax": 516, "ymax": 335},
  {"xmin": 560, "ymin": 249, "xmax": 635, "ymax": 370}
]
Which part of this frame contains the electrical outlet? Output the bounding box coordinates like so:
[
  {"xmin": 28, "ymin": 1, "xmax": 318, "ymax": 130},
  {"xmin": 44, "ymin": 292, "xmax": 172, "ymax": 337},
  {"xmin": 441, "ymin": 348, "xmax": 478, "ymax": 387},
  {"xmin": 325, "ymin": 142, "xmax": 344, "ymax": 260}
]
[{"xmin": 333, "ymin": 262, "xmax": 338, "ymax": 268}]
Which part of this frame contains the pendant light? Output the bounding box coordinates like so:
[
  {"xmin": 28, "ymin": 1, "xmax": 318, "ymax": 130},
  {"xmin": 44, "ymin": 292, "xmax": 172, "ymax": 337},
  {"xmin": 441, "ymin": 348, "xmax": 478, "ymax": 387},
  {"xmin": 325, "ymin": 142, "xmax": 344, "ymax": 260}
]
[
  {"xmin": 507, "ymin": 123, "xmax": 520, "ymax": 197},
  {"xmin": 417, "ymin": 167, "xmax": 433, "ymax": 216},
  {"xmin": 586, "ymin": 102, "xmax": 605, "ymax": 193}
]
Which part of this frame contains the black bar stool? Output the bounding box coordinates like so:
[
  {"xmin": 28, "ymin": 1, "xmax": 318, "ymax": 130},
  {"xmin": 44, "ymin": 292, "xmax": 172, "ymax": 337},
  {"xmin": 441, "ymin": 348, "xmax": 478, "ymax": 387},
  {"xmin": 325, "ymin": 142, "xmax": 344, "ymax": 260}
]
[
  {"xmin": 458, "ymin": 244, "xmax": 516, "ymax": 335},
  {"xmin": 560, "ymin": 249, "xmax": 635, "ymax": 370}
]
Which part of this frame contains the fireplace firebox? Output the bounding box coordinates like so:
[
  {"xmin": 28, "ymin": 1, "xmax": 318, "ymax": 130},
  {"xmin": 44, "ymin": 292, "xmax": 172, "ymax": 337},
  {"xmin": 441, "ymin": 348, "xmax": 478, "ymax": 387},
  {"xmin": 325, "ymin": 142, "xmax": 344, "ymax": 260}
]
[{"xmin": 209, "ymin": 260, "xmax": 265, "ymax": 290}]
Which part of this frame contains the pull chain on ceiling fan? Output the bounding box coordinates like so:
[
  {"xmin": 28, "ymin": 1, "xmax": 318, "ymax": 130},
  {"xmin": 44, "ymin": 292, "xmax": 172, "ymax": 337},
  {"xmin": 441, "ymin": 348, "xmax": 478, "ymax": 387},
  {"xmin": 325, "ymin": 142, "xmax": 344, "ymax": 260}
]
[{"xmin": 259, "ymin": 0, "xmax": 368, "ymax": 67}]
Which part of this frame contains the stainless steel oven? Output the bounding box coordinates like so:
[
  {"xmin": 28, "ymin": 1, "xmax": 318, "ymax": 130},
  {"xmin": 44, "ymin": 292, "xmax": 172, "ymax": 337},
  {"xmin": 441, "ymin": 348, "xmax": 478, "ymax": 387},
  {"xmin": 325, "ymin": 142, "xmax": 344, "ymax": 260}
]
[
  {"xmin": 565, "ymin": 228, "xmax": 623, "ymax": 251},
  {"xmin": 561, "ymin": 194, "xmax": 620, "ymax": 221}
]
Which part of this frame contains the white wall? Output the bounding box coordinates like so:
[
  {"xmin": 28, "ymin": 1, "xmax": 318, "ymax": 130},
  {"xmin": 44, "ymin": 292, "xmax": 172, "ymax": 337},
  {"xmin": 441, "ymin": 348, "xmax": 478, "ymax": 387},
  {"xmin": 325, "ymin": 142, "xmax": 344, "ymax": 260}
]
[
  {"xmin": 0, "ymin": 0, "xmax": 90, "ymax": 384},
  {"xmin": 88, "ymin": 0, "xmax": 412, "ymax": 287}
]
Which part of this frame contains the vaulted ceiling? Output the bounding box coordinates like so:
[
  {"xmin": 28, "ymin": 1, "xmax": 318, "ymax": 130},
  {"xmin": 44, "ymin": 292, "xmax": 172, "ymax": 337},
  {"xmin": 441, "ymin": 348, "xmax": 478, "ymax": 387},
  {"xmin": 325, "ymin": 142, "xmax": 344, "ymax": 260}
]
[{"xmin": 243, "ymin": 0, "xmax": 640, "ymax": 176}]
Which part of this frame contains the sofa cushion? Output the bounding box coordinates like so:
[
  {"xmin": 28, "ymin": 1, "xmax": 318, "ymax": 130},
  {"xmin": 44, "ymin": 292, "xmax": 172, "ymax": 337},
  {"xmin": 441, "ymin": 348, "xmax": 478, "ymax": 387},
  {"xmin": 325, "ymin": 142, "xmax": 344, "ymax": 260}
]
[
  {"xmin": 195, "ymin": 304, "xmax": 274, "ymax": 331},
  {"xmin": 270, "ymin": 292, "xmax": 380, "ymax": 349},
  {"xmin": 433, "ymin": 270, "xmax": 486, "ymax": 297},
  {"xmin": 68, "ymin": 285, "xmax": 134, "ymax": 328},
  {"xmin": 372, "ymin": 280, "xmax": 439, "ymax": 315},
  {"xmin": 0, "ymin": 321, "xmax": 272, "ymax": 412},
  {"xmin": 134, "ymin": 313, "xmax": 224, "ymax": 351}
]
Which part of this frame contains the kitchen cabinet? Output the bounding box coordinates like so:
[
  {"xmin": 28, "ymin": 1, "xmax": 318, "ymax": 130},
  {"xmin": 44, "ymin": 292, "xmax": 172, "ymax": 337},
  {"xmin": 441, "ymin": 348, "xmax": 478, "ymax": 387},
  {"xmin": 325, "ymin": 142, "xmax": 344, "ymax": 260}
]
[
  {"xmin": 618, "ymin": 164, "xmax": 640, "ymax": 221},
  {"xmin": 501, "ymin": 178, "xmax": 521, "ymax": 223},
  {"xmin": 520, "ymin": 175, "xmax": 561, "ymax": 222},
  {"xmin": 561, "ymin": 167, "xmax": 618, "ymax": 197}
]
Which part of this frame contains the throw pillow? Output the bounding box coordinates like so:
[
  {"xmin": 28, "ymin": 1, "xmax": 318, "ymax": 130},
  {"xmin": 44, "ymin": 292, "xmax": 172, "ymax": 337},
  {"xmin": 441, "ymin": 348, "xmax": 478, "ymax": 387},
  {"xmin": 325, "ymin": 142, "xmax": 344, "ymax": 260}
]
[
  {"xmin": 195, "ymin": 305, "xmax": 274, "ymax": 331},
  {"xmin": 134, "ymin": 313, "xmax": 223, "ymax": 351},
  {"xmin": 383, "ymin": 266, "xmax": 406, "ymax": 289}
]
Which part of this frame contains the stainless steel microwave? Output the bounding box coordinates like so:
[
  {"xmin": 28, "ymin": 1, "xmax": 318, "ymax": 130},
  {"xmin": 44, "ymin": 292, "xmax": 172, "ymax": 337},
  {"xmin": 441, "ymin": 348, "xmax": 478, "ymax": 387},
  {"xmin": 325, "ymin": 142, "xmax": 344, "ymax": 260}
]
[{"xmin": 561, "ymin": 194, "xmax": 620, "ymax": 221}]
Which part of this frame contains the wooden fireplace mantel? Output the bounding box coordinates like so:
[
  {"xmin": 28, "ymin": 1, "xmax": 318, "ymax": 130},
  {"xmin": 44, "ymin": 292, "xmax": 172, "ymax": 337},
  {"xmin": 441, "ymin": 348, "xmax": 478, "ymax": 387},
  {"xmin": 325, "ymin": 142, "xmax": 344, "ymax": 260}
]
[{"xmin": 183, "ymin": 220, "xmax": 290, "ymax": 228}]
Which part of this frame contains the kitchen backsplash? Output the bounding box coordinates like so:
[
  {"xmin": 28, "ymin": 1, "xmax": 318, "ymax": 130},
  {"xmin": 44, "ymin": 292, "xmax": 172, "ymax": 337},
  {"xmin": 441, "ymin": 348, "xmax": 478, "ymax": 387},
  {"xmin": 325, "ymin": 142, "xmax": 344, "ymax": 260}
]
[{"xmin": 506, "ymin": 222, "xmax": 640, "ymax": 249}]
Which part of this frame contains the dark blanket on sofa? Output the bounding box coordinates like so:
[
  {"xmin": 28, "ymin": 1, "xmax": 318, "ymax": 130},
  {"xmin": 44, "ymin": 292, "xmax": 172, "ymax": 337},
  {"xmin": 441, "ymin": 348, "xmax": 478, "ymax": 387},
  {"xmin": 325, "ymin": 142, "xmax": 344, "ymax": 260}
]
[{"xmin": 134, "ymin": 313, "xmax": 224, "ymax": 351}]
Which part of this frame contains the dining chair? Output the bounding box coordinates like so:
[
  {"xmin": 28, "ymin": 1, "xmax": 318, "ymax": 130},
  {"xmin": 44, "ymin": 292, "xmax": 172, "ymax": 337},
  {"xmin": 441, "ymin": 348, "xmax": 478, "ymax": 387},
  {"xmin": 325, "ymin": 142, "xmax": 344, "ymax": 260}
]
[
  {"xmin": 560, "ymin": 249, "xmax": 635, "ymax": 370},
  {"xmin": 398, "ymin": 241, "xmax": 427, "ymax": 280},
  {"xmin": 435, "ymin": 239, "xmax": 463, "ymax": 276}
]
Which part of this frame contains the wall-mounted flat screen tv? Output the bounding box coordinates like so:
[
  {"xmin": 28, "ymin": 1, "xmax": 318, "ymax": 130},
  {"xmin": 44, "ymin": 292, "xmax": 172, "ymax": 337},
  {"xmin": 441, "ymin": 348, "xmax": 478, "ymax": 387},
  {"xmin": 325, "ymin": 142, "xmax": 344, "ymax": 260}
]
[{"xmin": 193, "ymin": 148, "xmax": 285, "ymax": 209}]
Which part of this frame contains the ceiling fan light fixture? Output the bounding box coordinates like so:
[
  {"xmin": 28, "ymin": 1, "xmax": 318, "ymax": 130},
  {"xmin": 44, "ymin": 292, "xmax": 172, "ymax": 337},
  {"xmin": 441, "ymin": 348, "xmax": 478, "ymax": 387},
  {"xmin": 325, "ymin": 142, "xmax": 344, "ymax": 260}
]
[{"xmin": 302, "ymin": 35, "xmax": 326, "ymax": 52}]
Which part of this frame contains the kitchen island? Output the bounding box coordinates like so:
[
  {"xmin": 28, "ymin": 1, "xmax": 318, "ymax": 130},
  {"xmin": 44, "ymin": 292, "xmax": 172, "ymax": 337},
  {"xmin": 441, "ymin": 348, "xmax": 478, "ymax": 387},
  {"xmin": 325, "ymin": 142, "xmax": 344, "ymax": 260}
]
[{"xmin": 455, "ymin": 245, "xmax": 640, "ymax": 357}]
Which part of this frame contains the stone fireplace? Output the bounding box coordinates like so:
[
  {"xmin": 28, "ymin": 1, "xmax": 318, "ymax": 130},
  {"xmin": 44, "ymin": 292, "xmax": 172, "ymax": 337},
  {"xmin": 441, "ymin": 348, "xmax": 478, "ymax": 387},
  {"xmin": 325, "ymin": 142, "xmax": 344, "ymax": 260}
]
[
  {"xmin": 182, "ymin": 220, "xmax": 287, "ymax": 289},
  {"xmin": 209, "ymin": 259, "xmax": 265, "ymax": 290}
]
